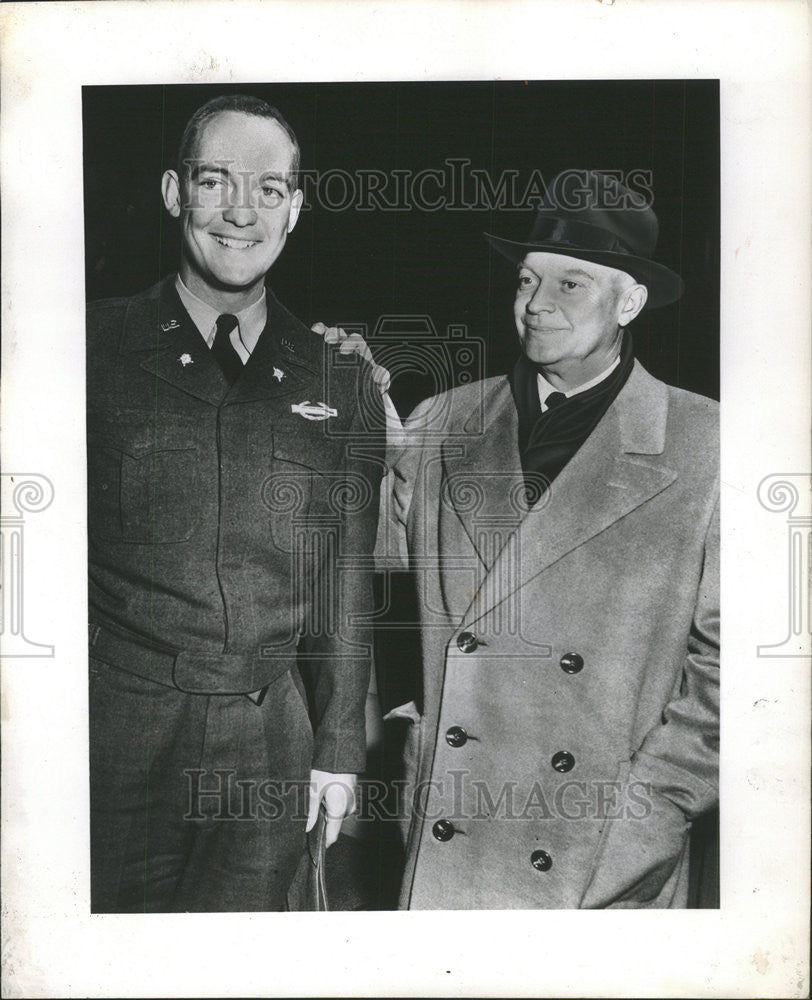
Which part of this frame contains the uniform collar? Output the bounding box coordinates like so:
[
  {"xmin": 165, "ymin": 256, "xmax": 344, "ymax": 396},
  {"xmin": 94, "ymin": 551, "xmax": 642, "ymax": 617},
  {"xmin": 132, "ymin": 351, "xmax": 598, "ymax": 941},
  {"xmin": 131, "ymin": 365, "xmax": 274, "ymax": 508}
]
[{"xmin": 174, "ymin": 274, "xmax": 267, "ymax": 355}]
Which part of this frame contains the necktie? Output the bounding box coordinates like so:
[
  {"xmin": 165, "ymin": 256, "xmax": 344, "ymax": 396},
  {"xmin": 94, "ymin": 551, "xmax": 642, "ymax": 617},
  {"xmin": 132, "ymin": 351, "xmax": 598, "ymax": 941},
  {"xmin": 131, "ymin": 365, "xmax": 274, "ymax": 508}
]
[
  {"xmin": 212, "ymin": 314, "xmax": 243, "ymax": 384},
  {"xmin": 545, "ymin": 391, "xmax": 567, "ymax": 410}
]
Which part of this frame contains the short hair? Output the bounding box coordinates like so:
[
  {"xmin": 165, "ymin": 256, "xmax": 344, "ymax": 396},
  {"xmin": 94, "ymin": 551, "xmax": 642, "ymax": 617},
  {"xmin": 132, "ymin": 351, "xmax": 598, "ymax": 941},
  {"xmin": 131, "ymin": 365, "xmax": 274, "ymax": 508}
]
[{"xmin": 176, "ymin": 94, "xmax": 301, "ymax": 190}]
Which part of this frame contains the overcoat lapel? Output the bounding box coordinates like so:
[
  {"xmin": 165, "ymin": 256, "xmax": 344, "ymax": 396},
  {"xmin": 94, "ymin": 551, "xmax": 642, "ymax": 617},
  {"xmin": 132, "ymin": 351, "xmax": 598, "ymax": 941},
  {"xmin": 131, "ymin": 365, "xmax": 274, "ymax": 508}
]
[
  {"xmin": 440, "ymin": 379, "xmax": 525, "ymax": 568},
  {"xmin": 457, "ymin": 363, "xmax": 677, "ymax": 628}
]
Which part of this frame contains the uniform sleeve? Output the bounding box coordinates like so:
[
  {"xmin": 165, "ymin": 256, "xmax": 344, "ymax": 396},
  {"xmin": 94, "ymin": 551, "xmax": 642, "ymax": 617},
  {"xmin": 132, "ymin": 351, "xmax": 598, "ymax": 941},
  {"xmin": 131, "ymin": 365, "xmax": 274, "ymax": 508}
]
[
  {"xmin": 580, "ymin": 493, "xmax": 719, "ymax": 908},
  {"xmin": 305, "ymin": 362, "xmax": 387, "ymax": 773}
]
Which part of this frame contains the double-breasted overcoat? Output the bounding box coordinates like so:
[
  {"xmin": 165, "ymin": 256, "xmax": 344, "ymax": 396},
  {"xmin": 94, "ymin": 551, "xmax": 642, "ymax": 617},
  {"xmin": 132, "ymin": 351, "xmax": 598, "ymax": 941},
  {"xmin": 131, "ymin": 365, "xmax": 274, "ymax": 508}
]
[{"xmin": 387, "ymin": 361, "xmax": 719, "ymax": 909}]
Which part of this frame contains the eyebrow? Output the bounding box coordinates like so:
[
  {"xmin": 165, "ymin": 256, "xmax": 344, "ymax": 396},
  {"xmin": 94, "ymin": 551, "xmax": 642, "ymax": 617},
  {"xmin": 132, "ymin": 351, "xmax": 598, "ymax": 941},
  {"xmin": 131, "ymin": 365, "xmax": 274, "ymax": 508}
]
[
  {"xmin": 189, "ymin": 163, "xmax": 230, "ymax": 181},
  {"xmin": 258, "ymin": 171, "xmax": 290, "ymax": 185},
  {"xmin": 518, "ymin": 264, "xmax": 596, "ymax": 281},
  {"xmin": 189, "ymin": 165, "xmax": 292, "ymax": 188}
]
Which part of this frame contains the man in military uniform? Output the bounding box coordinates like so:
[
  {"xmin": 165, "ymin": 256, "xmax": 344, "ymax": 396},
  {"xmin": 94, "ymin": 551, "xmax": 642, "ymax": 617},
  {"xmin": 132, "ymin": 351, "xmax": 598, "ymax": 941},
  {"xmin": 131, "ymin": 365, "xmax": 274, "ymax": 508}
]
[
  {"xmin": 318, "ymin": 171, "xmax": 717, "ymax": 908},
  {"xmin": 87, "ymin": 95, "xmax": 384, "ymax": 911}
]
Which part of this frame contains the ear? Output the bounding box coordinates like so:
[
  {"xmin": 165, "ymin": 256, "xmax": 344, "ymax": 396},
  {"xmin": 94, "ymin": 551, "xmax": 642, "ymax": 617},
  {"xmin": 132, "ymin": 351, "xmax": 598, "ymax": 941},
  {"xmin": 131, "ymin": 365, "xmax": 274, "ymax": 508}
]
[
  {"xmin": 617, "ymin": 283, "xmax": 648, "ymax": 327},
  {"xmin": 161, "ymin": 170, "xmax": 182, "ymax": 218},
  {"xmin": 286, "ymin": 188, "xmax": 304, "ymax": 234}
]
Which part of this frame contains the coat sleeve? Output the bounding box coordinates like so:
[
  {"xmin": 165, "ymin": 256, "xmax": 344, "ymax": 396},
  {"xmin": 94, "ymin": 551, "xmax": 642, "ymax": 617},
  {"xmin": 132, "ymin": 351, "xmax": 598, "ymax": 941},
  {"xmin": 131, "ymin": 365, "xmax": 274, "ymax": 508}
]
[
  {"xmin": 304, "ymin": 362, "xmax": 387, "ymax": 774},
  {"xmin": 375, "ymin": 393, "xmax": 439, "ymax": 571},
  {"xmin": 580, "ymin": 493, "xmax": 720, "ymax": 908}
]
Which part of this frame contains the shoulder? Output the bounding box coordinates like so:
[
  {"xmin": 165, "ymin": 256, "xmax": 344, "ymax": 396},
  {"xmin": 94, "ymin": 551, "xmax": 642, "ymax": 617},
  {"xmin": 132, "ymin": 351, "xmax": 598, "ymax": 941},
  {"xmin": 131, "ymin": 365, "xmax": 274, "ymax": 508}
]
[
  {"xmin": 86, "ymin": 281, "xmax": 163, "ymax": 337},
  {"xmin": 266, "ymin": 290, "xmax": 372, "ymax": 377},
  {"xmin": 663, "ymin": 382, "xmax": 719, "ymax": 447},
  {"xmin": 86, "ymin": 292, "xmax": 131, "ymax": 325},
  {"xmin": 627, "ymin": 362, "xmax": 718, "ymax": 434},
  {"xmin": 405, "ymin": 375, "xmax": 508, "ymax": 436},
  {"xmin": 625, "ymin": 365, "xmax": 719, "ymax": 478}
]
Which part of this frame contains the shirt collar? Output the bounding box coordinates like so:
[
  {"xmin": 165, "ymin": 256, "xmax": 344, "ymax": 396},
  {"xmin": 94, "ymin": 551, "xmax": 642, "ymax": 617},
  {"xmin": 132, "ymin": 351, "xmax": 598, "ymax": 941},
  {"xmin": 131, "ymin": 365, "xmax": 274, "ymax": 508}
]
[
  {"xmin": 174, "ymin": 275, "xmax": 267, "ymax": 355},
  {"xmin": 537, "ymin": 354, "xmax": 621, "ymax": 409}
]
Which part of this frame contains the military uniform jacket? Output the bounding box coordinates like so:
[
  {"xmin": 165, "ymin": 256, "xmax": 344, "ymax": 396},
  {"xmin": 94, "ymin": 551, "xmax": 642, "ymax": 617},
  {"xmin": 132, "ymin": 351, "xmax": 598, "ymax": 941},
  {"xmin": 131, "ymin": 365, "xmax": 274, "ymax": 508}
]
[
  {"xmin": 87, "ymin": 276, "xmax": 385, "ymax": 773},
  {"xmin": 388, "ymin": 361, "xmax": 719, "ymax": 908}
]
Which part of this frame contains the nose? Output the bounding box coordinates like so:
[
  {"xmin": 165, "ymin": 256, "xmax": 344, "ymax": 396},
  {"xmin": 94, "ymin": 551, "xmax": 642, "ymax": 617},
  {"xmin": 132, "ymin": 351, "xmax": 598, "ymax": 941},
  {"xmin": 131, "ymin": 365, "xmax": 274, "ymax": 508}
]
[
  {"xmin": 222, "ymin": 202, "xmax": 258, "ymax": 228},
  {"xmin": 526, "ymin": 279, "xmax": 555, "ymax": 315}
]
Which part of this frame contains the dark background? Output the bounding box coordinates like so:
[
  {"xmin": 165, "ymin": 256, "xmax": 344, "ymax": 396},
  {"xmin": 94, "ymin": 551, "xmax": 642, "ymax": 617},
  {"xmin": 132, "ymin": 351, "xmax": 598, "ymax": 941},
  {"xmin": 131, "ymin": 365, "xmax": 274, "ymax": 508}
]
[{"xmin": 83, "ymin": 80, "xmax": 719, "ymax": 415}]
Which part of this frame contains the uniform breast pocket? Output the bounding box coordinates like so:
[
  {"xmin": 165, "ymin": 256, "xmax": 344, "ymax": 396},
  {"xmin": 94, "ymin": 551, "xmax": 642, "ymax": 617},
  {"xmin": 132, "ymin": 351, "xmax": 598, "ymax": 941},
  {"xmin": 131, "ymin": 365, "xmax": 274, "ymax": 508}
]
[
  {"xmin": 261, "ymin": 434, "xmax": 320, "ymax": 556},
  {"xmin": 260, "ymin": 423, "xmax": 352, "ymax": 553},
  {"xmin": 88, "ymin": 421, "xmax": 201, "ymax": 544}
]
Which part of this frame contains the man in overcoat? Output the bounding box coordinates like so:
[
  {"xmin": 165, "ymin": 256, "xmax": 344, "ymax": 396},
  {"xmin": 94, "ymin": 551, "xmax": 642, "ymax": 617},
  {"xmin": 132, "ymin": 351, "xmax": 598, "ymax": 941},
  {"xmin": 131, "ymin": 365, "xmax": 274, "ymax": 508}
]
[
  {"xmin": 87, "ymin": 94, "xmax": 384, "ymax": 911},
  {"xmin": 385, "ymin": 171, "xmax": 719, "ymax": 908}
]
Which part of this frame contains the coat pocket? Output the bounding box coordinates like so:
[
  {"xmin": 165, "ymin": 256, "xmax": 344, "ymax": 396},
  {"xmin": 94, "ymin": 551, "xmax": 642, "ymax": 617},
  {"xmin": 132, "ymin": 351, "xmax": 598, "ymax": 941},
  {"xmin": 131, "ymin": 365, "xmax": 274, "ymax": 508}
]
[
  {"xmin": 383, "ymin": 701, "xmax": 423, "ymax": 847},
  {"xmin": 88, "ymin": 418, "xmax": 200, "ymax": 544},
  {"xmin": 579, "ymin": 760, "xmax": 691, "ymax": 908}
]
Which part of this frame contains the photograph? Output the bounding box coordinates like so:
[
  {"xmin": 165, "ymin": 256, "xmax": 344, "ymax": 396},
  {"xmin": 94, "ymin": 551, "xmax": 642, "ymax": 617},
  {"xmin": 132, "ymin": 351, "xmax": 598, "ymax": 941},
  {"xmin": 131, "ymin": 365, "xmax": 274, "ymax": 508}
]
[
  {"xmin": 2, "ymin": 3, "xmax": 808, "ymax": 998},
  {"xmin": 83, "ymin": 80, "xmax": 719, "ymax": 913}
]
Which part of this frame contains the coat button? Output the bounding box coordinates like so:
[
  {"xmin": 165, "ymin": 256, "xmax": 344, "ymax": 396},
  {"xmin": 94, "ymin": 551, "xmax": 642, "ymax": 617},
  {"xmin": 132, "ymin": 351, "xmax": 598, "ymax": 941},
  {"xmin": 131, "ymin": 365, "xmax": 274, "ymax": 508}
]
[
  {"xmin": 432, "ymin": 819, "xmax": 455, "ymax": 842},
  {"xmin": 457, "ymin": 631, "xmax": 479, "ymax": 653},
  {"xmin": 559, "ymin": 652, "xmax": 584, "ymax": 674},
  {"xmin": 551, "ymin": 750, "xmax": 575, "ymax": 772},
  {"xmin": 445, "ymin": 726, "xmax": 468, "ymax": 748},
  {"xmin": 530, "ymin": 850, "xmax": 552, "ymax": 872}
]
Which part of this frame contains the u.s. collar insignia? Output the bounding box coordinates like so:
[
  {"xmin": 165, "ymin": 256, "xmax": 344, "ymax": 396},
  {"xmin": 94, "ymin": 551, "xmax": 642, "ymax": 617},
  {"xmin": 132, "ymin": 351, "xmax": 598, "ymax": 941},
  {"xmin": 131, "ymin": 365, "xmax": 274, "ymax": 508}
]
[
  {"xmin": 281, "ymin": 337, "xmax": 296, "ymax": 353},
  {"xmin": 273, "ymin": 367, "xmax": 285, "ymax": 382},
  {"xmin": 179, "ymin": 353, "xmax": 193, "ymax": 366},
  {"xmin": 161, "ymin": 319, "xmax": 181, "ymax": 332},
  {"xmin": 291, "ymin": 400, "xmax": 338, "ymax": 421}
]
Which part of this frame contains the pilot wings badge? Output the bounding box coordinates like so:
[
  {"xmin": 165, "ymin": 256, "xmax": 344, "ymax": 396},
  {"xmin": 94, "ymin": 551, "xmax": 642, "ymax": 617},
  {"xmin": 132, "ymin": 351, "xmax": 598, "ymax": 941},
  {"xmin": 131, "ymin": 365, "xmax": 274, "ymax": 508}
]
[{"xmin": 291, "ymin": 401, "xmax": 338, "ymax": 421}]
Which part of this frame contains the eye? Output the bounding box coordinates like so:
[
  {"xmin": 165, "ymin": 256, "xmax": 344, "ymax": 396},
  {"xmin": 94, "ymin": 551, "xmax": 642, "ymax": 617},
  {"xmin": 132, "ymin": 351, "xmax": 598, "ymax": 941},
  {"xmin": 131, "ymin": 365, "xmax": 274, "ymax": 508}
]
[
  {"xmin": 260, "ymin": 186, "xmax": 285, "ymax": 205},
  {"xmin": 517, "ymin": 272, "xmax": 535, "ymax": 290},
  {"xmin": 198, "ymin": 177, "xmax": 222, "ymax": 189},
  {"xmin": 561, "ymin": 280, "xmax": 580, "ymax": 291}
]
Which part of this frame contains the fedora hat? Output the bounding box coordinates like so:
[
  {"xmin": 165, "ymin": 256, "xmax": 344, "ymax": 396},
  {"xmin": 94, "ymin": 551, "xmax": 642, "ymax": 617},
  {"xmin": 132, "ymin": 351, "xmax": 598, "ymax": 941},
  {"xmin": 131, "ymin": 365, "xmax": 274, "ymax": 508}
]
[{"xmin": 485, "ymin": 170, "xmax": 683, "ymax": 308}]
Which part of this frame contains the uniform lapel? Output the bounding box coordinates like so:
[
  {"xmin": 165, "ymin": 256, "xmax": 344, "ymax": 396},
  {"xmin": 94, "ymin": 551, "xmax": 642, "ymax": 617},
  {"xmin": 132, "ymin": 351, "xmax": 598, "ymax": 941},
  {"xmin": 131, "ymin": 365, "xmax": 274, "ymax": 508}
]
[
  {"xmin": 225, "ymin": 294, "xmax": 317, "ymax": 405},
  {"xmin": 121, "ymin": 279, "xmax": 319, "ymax": 407},
  {"xmin": 461, "ymin": 363, "xmax": 677, "ymax": 628},
  {"xmin": 125, "ymin": 278, "xmax": 230, "ymax": 406}
]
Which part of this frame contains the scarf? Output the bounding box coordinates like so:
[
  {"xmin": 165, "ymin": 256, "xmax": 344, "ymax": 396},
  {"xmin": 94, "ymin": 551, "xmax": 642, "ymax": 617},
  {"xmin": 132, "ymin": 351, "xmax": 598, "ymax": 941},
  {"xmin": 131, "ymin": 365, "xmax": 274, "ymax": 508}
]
[{"xmin": 510, "ymin": 330, "xmax": 635, "ymax": 506}]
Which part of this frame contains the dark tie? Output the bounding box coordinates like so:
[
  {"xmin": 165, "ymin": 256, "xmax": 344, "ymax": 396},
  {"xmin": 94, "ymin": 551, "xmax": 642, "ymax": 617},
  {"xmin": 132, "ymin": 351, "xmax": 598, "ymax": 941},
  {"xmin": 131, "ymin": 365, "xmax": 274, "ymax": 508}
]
[
  {"xmin": 212, "ymin": 314, "xmax": 243, "ymax": 384},
  {"xmin": 545, "ymin": 391, "xmax": 567, "ymax": 410}
]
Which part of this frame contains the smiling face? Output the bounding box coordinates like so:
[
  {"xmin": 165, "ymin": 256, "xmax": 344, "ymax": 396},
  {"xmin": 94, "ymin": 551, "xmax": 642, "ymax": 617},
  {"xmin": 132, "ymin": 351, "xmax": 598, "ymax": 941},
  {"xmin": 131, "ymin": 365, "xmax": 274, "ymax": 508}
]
[
  {"xmin": 161, "ymin": 110, "xmax": 303, "ymax": 312},
  {"xmin": 513, "ymin": 252, "xmax": 647, "ymax": 389}
]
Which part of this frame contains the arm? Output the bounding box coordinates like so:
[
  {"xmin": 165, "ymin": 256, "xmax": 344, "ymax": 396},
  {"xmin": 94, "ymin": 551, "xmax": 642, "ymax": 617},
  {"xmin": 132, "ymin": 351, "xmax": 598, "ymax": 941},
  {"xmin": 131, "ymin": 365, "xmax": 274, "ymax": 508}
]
[
  {"xmin": 580, "ymin": 494, "xmax": 720, "ymax": 907},
  {"xmin": 302, "ymin": 356, "xmax": 387, "ymax": 844}
]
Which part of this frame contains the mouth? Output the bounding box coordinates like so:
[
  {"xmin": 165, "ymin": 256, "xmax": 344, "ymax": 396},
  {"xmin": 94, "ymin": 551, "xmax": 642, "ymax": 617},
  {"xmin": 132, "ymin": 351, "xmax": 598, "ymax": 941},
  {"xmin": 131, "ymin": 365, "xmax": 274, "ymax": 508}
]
[
  {"xmin": 211, "ymin": 235, "xmax": 259, "ymax": 250},
  {"xmin": 524, "ymin": 323, "xmax": 567, "ymax": 333}
]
